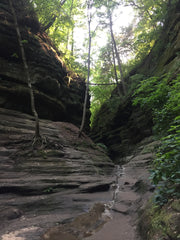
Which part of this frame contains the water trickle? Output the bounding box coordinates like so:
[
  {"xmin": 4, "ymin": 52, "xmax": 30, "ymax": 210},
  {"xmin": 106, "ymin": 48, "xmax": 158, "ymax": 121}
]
[
  {"xmin": 113, "ymin": 165, "xmax": 125, "ymax": 201},
  {"xmin": 103, "ymin": 165, "xmax": 125, "ymax": 218}
]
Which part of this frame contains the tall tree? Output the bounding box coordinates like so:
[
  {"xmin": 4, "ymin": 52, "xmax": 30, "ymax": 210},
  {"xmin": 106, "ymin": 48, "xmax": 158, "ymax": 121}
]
[
  {"xmin": 32, "ymin": 0, "xmax": 84, "ymax": 57},
  {"xmin": 90, "ymin": 41, "xmax": 116, "ymax": 127},
  {"xmin": 122, "ymin": 0, "xmax": 179, "ymax": 61},
  {"xmin": 111, "ymin": 40, "xmax": 121, "ymax": 97},
  {"xmin": 107, "ymin": 4, "xmax": 126, "ymax": 95},
  {"xmin": 66, "ymin": 0, "xmax": 74, "ymax": 53},
  {"xmin": 9, "ymin": 0, "xmax": 41, "ymax": 141},
  {"xmin": 94, "ymin": 0, "xmax": 127, "ymax": 95},
  {"xmin": 79, "ymin": 0, "xmax": 94, "ymax": 136},
  {"xmin": 32, "ymin": 0, "xmax": 67, "ymax": 31}
]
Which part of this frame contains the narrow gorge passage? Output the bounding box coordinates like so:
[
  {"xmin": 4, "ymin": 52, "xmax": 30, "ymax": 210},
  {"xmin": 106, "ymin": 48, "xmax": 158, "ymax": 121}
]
[
  {"xmin": 84, "ymin": 155, "xmax": 153, "ymax": 240},
  {"xmin": 84, "ymin": 165, "xmax": 138, "ymax": 240},
  {"xmin": 43, "ymin": 138, "xmax": 155, "ymax": 240},
  {"xmin": 1, "ymin": 1, "xmax": 179, "ymax": 239}
]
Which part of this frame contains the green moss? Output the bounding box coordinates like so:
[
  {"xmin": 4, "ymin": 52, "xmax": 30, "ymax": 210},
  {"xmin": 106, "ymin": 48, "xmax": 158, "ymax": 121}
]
[
  {"xmin": 96, "ymin": 143, "xmax": 108, "ymax": 153},
  {"xmin": 171, "ymin": 200, "xmax": 180, "ymax": 212},
  {"xmin": 74, "ymin": 141, "xmax": 94, "ymax": 151},
  {"xmin": 140, "ymin": 141, "xmax": 160, "ymax": 154},
  {"xmin": 138, "ymin": 199, "xmax": 180, "ymax": 240}
]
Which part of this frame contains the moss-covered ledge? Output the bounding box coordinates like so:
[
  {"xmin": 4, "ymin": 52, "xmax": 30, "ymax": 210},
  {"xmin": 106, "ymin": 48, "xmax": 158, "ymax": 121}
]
[{"xmin": 138, "ymin": 199, "xmax": 180, "ymax": 240}]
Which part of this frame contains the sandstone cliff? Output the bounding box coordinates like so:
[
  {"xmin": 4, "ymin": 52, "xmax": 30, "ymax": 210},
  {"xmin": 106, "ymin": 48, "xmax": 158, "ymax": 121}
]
[{"xmin": 0, "ymin": 0, "xmax": 90, "ymax": 128}]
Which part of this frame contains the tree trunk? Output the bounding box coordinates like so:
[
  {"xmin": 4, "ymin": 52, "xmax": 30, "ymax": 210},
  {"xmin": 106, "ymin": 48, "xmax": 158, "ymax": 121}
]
[
  {"xmin": 42, "ymin": 0, "xmax": 67, "ymax": 32},
  {"xmin": 168, "ymin": 0, "xmax": 172, "ymax": 7},
  {"xmin": 60, "ymin": 0, "xmax": 67, "ymax": 5},
  {"xmin": 9, "ymin": 0, "xmax": 41, "ymax": 139},
  {"xmin": 66, "ymin": 0, "xmax": 74, "ymax": 53},
  {"xmin": 79, "ymin": 1, "xmax": 92, "ymax": 137},
  {"xmin": 111, "ymin": 41, "xmax": 121, "ymax": 97},
  {"xmin": 109, "ymin": 9, "xmax": 126, "ymax": 95},
  {"xmin": 70, "ymin": 0, "xmax": 74, "ymax": 56},
  {"xmin": 42, "ymin": 15, "xmax": 57, "ymax": 32},
  {"xmin": 71, "ymin": 26, "xmax": 74, "ymax": 56},
  {"xmin": 66, "ymin": 29, "xmax": 70, "ymax": 51}
]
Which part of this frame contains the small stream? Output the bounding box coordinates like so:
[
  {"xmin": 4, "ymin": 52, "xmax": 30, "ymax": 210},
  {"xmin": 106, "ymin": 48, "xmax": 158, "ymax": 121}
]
[
  {"xmin": 84, "ymin": 162, "xmax": 146, "ymax": 240},
  {"xmin": 113, "ymin": 165, "xmax": 125, "ymax": 201},
  {"xmin": 103, "ymin": 165, "xmax": 125, "ymax": 218}
]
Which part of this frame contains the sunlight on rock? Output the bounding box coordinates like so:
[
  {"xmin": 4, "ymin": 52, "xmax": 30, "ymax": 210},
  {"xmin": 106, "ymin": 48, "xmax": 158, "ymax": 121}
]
[{"xmin": 2, "ymin": 227, "xmax": 39, "ymax": 240}]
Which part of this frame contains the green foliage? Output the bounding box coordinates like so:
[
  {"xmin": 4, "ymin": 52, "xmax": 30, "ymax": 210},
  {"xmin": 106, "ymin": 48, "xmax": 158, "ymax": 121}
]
[
  {"xmin": 30, "ymin": 0, "xmax": 179, "ymax": 137},
  {"xmin": 90, "ymin": 83, "xmax": 115, "ymax": 128},
  {"xmin": 90, "ymin": 41, "xmax": 117, "ymax": 127},
  {"xmin": 90, "ymin": 0, "xmax": 179, "ymax": 127},
  {"xmin": 11, "ymin": 52, "xmax": 19, "ymax": 58},
  {"xmin": 151, "ymin": 117, "xmax": 180, "ymax": 205},
  {"xmin": 96, "ymin": 142, "xmax": 108, "ymax": 153},
  {"xmin": 133, "ymin": 74, "xmax": 180, "ymax": 134},
  {"xmin": 133, "ymin": 74, "xmax": 180, "ymax": 204},
  {"xmin": 43, "ymin": 187, "xmax": 54, "ymax": 193},
  {"xmin": 133, "ymin": 75, "xmax": 169, "ymax": 109},
  {"xmin": 153, "ymin": 76, "xmax": 180, "ymax": 133},
  {"xmin": 32, "ymin": 0, "xmax": 84, "ymax": 53},
  {"xmin": 123, "ymin": 0, "xmax": 179, "ymax": 64},
  {"xmin": 21, "ymin": 39, "xmax": 28, "ymax": 44},
  {"xmin": 138, "ymin": 199, "xmax": 180, "ymax": 240}
]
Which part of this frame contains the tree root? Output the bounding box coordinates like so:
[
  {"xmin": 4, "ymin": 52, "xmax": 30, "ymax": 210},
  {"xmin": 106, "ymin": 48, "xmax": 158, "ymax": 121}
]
[
  {"xmin": 32, "ymin": 135, "xmax": 63, "ymax": 150},
  {"xmin": 32, "ymin": 135, "xmax": 47, "ymax": 149}
]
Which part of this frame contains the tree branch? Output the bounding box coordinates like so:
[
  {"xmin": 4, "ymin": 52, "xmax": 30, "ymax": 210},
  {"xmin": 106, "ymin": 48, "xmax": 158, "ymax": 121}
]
[
  {"xmin": 42, "ymin": 15, "xmax": 57, "ymax": 31},
  {"xmin": 89, "ymin": 82, "xmax": 117, "ymax": 86},
  {"xmin": 60, "ymin": 0, "xmax": 67, "ymax": 6}
]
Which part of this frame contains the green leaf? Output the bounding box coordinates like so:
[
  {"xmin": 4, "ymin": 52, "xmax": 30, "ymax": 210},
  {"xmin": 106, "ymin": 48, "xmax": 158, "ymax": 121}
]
[
  {"xmin": 21, "ymin": 39, "xmax": 28, "ymax": 44},
  {"xmin": 11, "ymin": 52, "xmax": 19, "ymax": 58}
]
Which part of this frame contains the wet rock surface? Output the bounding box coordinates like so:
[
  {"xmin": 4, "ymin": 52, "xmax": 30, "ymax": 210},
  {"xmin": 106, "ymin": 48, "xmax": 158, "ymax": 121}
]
[{"xmin": 42, "ymin": 137, "xmax": 157, "ymax": 240}]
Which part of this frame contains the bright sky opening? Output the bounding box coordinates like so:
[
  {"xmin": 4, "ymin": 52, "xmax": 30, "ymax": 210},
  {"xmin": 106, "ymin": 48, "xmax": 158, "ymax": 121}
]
[{"xmin": 74, "ymin": 5, "xmax": 134, "ymax": 64}]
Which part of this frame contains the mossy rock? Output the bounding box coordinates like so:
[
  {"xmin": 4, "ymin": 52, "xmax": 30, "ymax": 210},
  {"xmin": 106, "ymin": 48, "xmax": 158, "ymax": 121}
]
[{"xmin": 138, "ymin": 199, "xmax": 180, "ymax": 240}]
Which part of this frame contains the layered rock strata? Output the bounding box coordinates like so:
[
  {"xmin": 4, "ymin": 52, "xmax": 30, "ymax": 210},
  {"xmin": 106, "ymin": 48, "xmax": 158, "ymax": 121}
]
[
  {"xmin": 0, "ymin": 107, "xmax": 114, "ymax": 239},
  {"xmin": 0, "ymin": 0, "xmax": 90, "ymax": 127}
]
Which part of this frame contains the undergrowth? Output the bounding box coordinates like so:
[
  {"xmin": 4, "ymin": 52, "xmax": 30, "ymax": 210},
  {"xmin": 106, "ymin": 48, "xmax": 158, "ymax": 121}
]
[
  {"xmin": 138, "ymin": 199, "xmax": 180, "ymax": 240},
  {"xmin": 133, "ymin": 74, "xmax": 180, "ymax": 205}
]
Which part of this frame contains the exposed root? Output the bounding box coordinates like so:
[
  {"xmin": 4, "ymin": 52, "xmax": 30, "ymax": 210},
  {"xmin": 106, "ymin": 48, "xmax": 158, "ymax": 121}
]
[
  {"xmin": 78, "ymin": 131, "xmax": 86, "ymax": 138},
  {"xmin": 32, "ymin": 135, "xmax": 47, "ymax": 149},
  {"xmin": 31, "ymin": 135, "xmax": 63, "ymax": 150},
  {"xmin": 9, "ymin": 134, "xmax": 64, "ymax": 162}
]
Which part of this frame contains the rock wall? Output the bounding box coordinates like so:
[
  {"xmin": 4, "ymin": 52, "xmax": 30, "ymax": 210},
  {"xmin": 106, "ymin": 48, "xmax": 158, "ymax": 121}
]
[
  {"xmin": 0, "ymin": 107, "xmax": 114, "ymax": 239},
  {"xmin": 0, "ymin": 0, "xmax": 90, "ymax": 128},
  {"xmin": 91, "ymin": 2, "xmax": 180, "ymax": 161},
  {"xmin": 91, "ymin": 96, "xmax": 153, "ymax": 160}
]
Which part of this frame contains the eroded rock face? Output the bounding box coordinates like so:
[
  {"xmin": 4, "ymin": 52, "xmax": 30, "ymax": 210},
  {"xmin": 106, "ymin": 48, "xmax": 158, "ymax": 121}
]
[
  {"xmin": 91, "ymin": 96, "xmax": 153, "ymax": 161},
  {"xmin": 0, "ymin": 108, "xmax": 158, "ymax": 240},
  {"xmin": 0, "ymin": 107, "xmax": 114, "ymax": 239},
  {"xmin": 0, "ymin": 0, "xmax": 90, "ymax": 127}
]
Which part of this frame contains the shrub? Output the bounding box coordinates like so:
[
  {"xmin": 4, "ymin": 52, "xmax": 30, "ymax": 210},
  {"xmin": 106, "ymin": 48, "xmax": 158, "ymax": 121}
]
[
  {"xmin": 151, "ymin": 117, "xmax": 180, "ymax": 205},
  {"xmin": 133, "ymin": 74, "xmax": 180, "ymax": 204}
]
